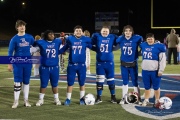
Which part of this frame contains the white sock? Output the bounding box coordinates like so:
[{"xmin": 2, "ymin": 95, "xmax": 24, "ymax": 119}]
[
  {"xmin": 54, "ymin": 93, "xmax": 59, "ymax": 99},
  {"xmin": 122, "ymin": 85, "xmax": 128, "ymax": 98},
  {"xmin": 23, "ymin": 84, "xmax": 29, "ymax": 100},
  {"xmin": 67, "ymin": 93, "xmax": 72, "ymax": 100},
  {"xmin": 14, "ymin": 91, "xmax": 21, "ymax": 101},
  {"xmin": 39, "ymin": 93, "xmax": 45, "ymax": 100},
  {"xmin": 80, "ymin": 91, "xmax": 85, "ymax": 99},
  {"xmin": 14, "ymin": 82, "xmax": 21, "ymax": 101}
]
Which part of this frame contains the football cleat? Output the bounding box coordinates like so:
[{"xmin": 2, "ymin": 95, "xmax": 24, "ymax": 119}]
[
  {"xmin": 95, "ymin": 95, "xmax": 102, "ymax": 104},
  {"xmin": 119, "ymin": 98, "xmax": 126, "ymax": 104},
  {"xmin": 111, "ymin": 95, "xmax": 117, "ymax": 103},
  {"xmin": 12, "ymin": 100, "xmax": 19, "ymax": 109},
  {"xmin": 142, "ymin": 100, "xmax": 149, "ymax": 106},
  {"xmin": 64, "ymin": 98, "xmax": 71, "ymax": 106},
  {"xmin": 54, "ymin": 98, "xmax": 61, "ymax": 105},
  {"xmin": 79, "ymin": 98, "xmax": 85, "ymax": 105},
  {"xmin": 24, "ymin": 100, "xmax": 31, "ymax": 107},
  {"xmin": 36, "ymin": 99, "xmax": 44, "ymax": 106}
]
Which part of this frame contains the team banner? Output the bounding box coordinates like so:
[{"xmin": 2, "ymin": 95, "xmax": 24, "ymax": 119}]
[{"xmin": 0, "ymin": 56, "xmax": 41, "ymax": 64}]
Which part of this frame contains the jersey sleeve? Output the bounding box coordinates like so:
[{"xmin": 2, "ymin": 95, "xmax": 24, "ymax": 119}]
[
  {"xmin": 86, "ymin": 37, "xmax": 92, "ymax": 49},
  {"xmin": 59, "ymin": 44, "xmax": 68, "ymax": 54},
  {"xmin": 116, "ymin": 35, "xmax": 122, "ymax": 44},
  {"xmin": 30, "ymin": 35, "xmax": 35, "ymax": 45},
  {"xmin": 139, "ymin": 36, "xmax": 144, "ymax": 44},
  {"xmin": 158, "ymin": 43, "xmax": 166, "ymax": 52},
  {"xmin": 91, "ymin": 33, "xmax": 98, "ymax": 45},
  {"xmin": 8, "ymin": 38, "xmax": 16, "ymax": 56}
]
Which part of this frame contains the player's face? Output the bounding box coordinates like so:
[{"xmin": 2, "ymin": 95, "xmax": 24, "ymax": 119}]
[
  {"xmin": 17, "ymin": 25, "xmax": 26, "ymax": 33},
  {"xmin": 124, "ymin": 28, "xmax": 132, "ymax": 38},
  {"xmin": 101, "ymin": 28, "xmax": 109, "ymax": 37},
  {"xmin": 146, "ymin": 37, "xmax": 155, "ymax": 45},
  {"xmin": 74, "ymin": 29, "xmax": 83, "ymax": 38},
  {"xmin": 48, "ymin": 33, "xmax": 55, "ymax": 41}
]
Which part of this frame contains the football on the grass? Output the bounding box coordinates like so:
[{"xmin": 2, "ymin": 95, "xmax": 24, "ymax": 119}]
[{"xmin": 84, "ymin": 93, "xmax": 95, "ymax": 105}]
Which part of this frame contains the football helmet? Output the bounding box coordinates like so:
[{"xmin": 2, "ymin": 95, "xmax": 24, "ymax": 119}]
[
  {"xmin": 125, "ymin": 91, "xmax": 139, "ymax": 104},
  {"xmin": 155, "ymin": 96, "xmax": 172, "ymax": 109},
  {"xmin": 84, "ymin": 93, "xmax": 95, "ymax": 105}
]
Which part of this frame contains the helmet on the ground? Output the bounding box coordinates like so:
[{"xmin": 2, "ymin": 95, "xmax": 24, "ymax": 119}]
[
  {"xmin": 156, "ymin": 96, "xmax": 172, "ymax": 109},
  {"xmin": 125, "ymin": 91, "xmax": 139, "ymax": 104}
]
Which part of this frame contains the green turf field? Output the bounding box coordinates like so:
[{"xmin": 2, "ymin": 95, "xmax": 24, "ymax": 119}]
[{"xmin": 0, "ymin": 47, "xmax": 179, "ymax": 120}]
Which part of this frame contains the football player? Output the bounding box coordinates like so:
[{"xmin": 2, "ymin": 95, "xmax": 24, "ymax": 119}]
[
  {"xmin": 61, "ymin": 25, "xmax": 92, "ymax": 106},
  {"xmin": 91, "ymin": 26, "xmax": 118, "ymax": 104},
  {"xmin": 8, "ymin": 20, "xmax": 35, "ymax": 108},
  {"xmin": 140, "ymin": 33, "xmax": 166, "ymax": 106},
  {"xmin": 116, "ymin": 25, "xmax": 143, "ymax": 104},
  {"xmin": 31, "ymin": 30, "xmax": 64, "ymax": 106}
]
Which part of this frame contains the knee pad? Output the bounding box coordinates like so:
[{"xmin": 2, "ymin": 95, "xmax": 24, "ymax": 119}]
[
  {"xmin": 96, "ymin": 75, "xmax": 105, "ymax": 82},
  {"xmin": 96, "ymin": 84, "xmax": 103, "ymax": 90},
  {"xmin": 14, "ymin": 82, "xmax": 22, "ymax": 92},
  {"xmin": 108, "ymin": 84, "xmax": 115, "ymax": 90}
]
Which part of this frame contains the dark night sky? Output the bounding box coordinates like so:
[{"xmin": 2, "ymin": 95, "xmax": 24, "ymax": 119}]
[{"xmin": 0, "ymin": 0, "xmax": 180, "ymax": 41}]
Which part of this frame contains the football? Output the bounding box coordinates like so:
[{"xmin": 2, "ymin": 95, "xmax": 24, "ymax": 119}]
[{"xmin": 84, "ymin": 93, "xmax": 95, "ymax": 105}]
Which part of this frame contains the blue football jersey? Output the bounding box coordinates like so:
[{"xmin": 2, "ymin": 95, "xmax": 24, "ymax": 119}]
[
  {"xmin": 140, "ymin": 42, "xmax": 166, "ymax": 61},
  {"xmin": 8, "ymin": 33, "xmax": 34, "ymax": 56},
  {"xmin": 35, "ymin": 38, "xmax": 62, "ymax": 67},
  {"xmin": 91, "ymin": 33, "xmax": 118, "ymax": 62},
  {"xmin": 116, "ymin": 34, "xmax": 143, "ymax": 62},
  {"xmin": 65, "ymin": 35, "xmax": 92, "ymax": 63}
]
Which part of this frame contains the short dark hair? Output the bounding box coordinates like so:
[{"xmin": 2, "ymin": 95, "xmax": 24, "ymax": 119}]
[
  {"xmin": 73, "ymin": 25, "xmax": 83, "ymax": 31},
  {"xmin": 43, "ymin": 30, "xmax": 54, "ymax": 40},
  {"xmin": 122, "ymin": 25, "xmax": 134, "ymax": 35},
  {"xmin": 146, "ymin": 33, "xmax": 154, "ymax": 39},
  {"xmin": 101, "ymin": 26, "xmax": 110, "ymax": 31},
  {"xmin": 15, "ymin": 20, "xmax": 26, "ymax": 30}
]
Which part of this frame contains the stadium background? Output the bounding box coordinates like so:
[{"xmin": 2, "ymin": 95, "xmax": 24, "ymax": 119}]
[{"xmin": 0, "ymin": 0, "xmax": 180, "ymax": 119}]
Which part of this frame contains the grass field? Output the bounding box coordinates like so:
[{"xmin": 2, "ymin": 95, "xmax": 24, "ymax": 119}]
[{"xmin": 0, "ymin": 47, "xmax": 180, "ymax": 120}]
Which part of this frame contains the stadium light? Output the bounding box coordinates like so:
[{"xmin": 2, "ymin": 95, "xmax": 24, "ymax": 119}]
[{"xmin": 22, "ymin": 2, "xmax": 25, "ymax": 6}]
